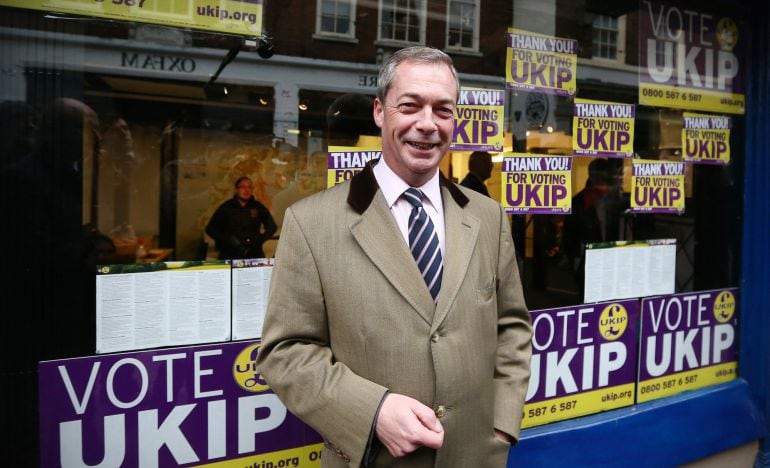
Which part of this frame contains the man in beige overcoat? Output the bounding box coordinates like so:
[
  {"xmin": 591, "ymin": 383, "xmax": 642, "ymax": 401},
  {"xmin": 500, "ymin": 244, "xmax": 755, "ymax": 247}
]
[{"xmin": 257, "ymin": 47, "xmax": 532, "ymax": 467}]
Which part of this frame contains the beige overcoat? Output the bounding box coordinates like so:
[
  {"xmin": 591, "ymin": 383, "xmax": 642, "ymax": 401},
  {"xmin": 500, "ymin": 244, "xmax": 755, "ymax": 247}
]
[{"xmin": 257, "ymin": 162, "xmax": 532, "ymax": 467}]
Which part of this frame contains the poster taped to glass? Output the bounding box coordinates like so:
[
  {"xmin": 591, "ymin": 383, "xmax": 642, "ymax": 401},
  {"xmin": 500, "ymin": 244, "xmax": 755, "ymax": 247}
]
[
  {"xmin": 638, "ymin": 0, "xmax": 745, "ymax": 114},
  {"xmin": 506, "ymin": 28, "xmax": 577, "ymax": 96}
]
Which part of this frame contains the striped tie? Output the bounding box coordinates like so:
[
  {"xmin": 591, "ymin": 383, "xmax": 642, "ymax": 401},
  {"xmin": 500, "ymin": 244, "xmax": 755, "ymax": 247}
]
[{"xmin": 403, "ymin": 188, "xmax": 443, "ymax": 303}]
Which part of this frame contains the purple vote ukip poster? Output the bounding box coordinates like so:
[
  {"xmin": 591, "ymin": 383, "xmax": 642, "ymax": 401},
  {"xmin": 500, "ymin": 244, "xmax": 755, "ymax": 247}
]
[
  {"xmin": 39, "ymin": 341, "xmax": 323, "ymax": 467},
  {"xmin": 637, "ymin": 288, "xmax": 739, "ymax": 403},
  {"xmin": 522, "ymin": 300, "xmax": 639, "ymax": 428}
]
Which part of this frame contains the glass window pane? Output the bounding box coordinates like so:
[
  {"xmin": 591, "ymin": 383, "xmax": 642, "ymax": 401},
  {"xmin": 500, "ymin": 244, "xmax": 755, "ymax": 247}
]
[
  {"xmin": 592, "ymin": 14, "xmax": 619, "ymax": 59},
  {"xmin": 380, "ymin": 0, "xmax": 423, "ymax": 43},
  {"xmin": 395, "ymin": 24, "xmax": 405, "ymax": 40},
  {"xmin": 321, "ymin": 0, "xmax": 336, "ymax": 16},
  {"xmin": 462, "ymin": 32, "xmax": 472, "ymax": 48},
  {"xmin": 448, "ymin": 0, "xmax": 476, "ymax": 48},
  {"xmin": 336, "ymin": 18, "xmax": 349, "ymax": 34},
  {"xmin": 321, "ymin": 16, "xmax": 335, "ymax": 32},
  {"xmin": 2, "ymin": 3, "xmax": 751, "ymax": 460},
  {"xmin": 450, "ymin": 2, "xmax": 461, "ymax": 18},
  {"xmin": 449, "ymin": 29, "xmax": 460, "ymax": 47},
  {"xmin": 408, "ymin": 25, "xmax": 419, "ymax": 42},
  {"xmin": 382, "ymin": 23, "xmax": 393, "ymax": 39},
  {"xmin": 338, "ymin": 1, "xmax": 351, "ymax": 16}
]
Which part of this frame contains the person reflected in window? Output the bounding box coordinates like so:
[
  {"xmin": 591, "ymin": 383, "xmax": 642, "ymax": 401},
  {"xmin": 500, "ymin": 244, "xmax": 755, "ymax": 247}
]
[
  {"xmin": 459, "ymin": 150, "xmax": 493, "ymax": 196},
  {"xmin": 562, "ymin": 158, "xmax": 622, "ymax": 298},
  {"xmin": 326, "ymin": 92, "xmax": 379, "ymax": 148},
  {"xmin": 205, "ymin": 176, "xmax": 277, "ymax": 260}
]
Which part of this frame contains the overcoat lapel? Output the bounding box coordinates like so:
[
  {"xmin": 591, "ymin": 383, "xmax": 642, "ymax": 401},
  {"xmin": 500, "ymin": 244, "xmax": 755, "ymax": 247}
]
[
  {"xmin": 346, "ymin": 160, "xmax": 472, "ymax": 326},
  {"xmin": 432, "ymin": 187, "xmax": 479, "ymax": 332},
  {"xmin": 349, "ymin": 190, "xmax": 436, "ymax": 324}
]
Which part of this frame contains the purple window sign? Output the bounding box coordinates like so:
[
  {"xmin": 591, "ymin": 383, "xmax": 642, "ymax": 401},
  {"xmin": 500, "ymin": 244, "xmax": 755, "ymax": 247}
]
[
  {"xmin": 638, "ymin": 1, "xmax": 745, "ymax": 95},
  {"xmin": 39, "ymin": 341, "xmax": 321, "ymax": 467},
  {"xmin": 638, "ymin": 288, "xmax": 739, "ymax": 382},
  {"xmin": 526, "ymin": 299, "xmax": 639, "ymax": 404}
]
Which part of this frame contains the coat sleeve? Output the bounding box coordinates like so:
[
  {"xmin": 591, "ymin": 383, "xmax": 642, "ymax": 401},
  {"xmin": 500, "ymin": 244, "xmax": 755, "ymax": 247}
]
[
  {"xmin": 256, "ymin": 206, "xmax": 388, "ymax": 467},
  {"xmin": 492, "ymin": 206, "xmax": 533, "ymax": 442}
]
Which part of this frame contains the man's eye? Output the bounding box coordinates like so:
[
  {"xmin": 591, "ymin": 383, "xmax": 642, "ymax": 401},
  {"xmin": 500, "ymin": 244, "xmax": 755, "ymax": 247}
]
[
  {"xmin": 398, "ymin": 103, "xmax": 418, "ymax": 112},
  {"xmin": 436, "ymin": 108, "xmax": 454, "ymax": 117}
]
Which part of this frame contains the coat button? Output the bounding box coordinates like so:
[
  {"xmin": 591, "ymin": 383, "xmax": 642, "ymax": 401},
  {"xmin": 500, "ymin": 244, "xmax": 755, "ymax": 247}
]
[
  {"xmin": 431, "ymin": 333, "xmax": 439, "ymax": 343},
  {"xmin": 435, "ymin": 405, "xmax": 446, "ymax": 418}
]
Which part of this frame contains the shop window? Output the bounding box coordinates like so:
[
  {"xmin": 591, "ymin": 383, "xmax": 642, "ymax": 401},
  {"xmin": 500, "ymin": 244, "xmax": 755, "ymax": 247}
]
[
  {"xmin": 316, "ymin": 0, "xmax": 356, "ymax": 39},
  {"xmin": 0, "ymin": 2, "xmax": 752, "ymax": 462},
  {"xmin": 591, "ymin": 14, "xmax": 626, "ymax": 63},
  {"xmin": 446, "ymin": 0, "xmax": 479, "ymax": 51},
  {"xmin": 79, "ymin": 75, "xmax": 277, "ymax": 262},
  {"xmin": 378, "ymin": 0, "xmax": 425, "ymax": 44}
]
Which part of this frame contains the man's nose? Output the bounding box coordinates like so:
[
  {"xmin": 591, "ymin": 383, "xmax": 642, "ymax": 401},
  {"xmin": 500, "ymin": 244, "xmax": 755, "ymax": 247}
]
[{"xmin": 415, "ymin": 106, "xmax": 438, "ymax": 132}]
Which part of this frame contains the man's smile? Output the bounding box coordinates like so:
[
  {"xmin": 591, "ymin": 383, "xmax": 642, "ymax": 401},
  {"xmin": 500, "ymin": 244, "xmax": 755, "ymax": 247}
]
[{"xmin": 406, "ymin": 141, "xmax": 438, "ymax": 150}]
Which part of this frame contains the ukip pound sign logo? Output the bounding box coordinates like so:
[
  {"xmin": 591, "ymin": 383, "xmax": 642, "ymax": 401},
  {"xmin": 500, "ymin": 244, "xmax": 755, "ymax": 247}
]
[{"xmin": 598, "ymin": 303, "xmax": 629, "ymax": 341}]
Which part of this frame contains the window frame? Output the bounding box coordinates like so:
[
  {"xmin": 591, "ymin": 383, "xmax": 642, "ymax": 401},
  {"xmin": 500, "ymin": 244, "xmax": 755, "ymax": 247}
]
[
  {"xmin": 590, "ymin": 13, "xmax": 627, "ymax": 64},
  {"xmin": 445, "ymin": 0, "xmax": 480, "ymax": 53},
  {"xmin": 376, "ymin": 0, "xmax": 427, "ymax": 46},
  {"xmin": 314, "ymin": 0, "xmax": 357, "ymax": 42}
]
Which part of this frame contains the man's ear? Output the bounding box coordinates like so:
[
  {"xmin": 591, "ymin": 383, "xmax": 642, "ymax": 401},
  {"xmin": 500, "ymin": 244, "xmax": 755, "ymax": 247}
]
[{"xmin": 373, "ymin": 98, "xmax": 384, "ymax": 129}]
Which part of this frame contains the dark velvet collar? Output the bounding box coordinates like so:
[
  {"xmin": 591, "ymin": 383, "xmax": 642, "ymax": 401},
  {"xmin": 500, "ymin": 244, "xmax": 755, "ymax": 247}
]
[{"xmin": 347, "ymin": 159, "xmax": 469, "ymax": 214}]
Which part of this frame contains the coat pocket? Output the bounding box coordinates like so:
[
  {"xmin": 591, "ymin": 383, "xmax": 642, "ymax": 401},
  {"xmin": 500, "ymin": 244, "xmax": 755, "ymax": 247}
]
[{"xmin": 476, "ymin": 275, "xmax": 496, "ymax": 303}]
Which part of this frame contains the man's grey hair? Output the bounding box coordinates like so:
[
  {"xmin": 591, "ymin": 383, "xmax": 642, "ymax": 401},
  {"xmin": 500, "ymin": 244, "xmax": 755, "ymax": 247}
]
[{"xmin": 376, "ymin": 46, "xmax": 460, "ymax": 103}]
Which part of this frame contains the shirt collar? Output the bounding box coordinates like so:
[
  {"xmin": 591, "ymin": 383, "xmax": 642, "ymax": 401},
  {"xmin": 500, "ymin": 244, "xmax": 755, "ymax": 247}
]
[{"xmin": 373, "ymin": 158, "xmax": 442, "ymax": 210}]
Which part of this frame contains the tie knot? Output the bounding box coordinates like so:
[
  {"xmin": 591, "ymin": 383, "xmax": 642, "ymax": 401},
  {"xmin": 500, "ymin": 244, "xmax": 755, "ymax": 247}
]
[{"xmin": 403, "ymin": 188, "xmax": 423, "ymax": 209}]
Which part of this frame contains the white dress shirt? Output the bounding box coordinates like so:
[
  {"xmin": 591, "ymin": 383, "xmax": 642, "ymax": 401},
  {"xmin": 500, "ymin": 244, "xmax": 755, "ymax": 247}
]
[{"xmin": 372, "ymin": 158, "xmax": 446, "ymax": 258}]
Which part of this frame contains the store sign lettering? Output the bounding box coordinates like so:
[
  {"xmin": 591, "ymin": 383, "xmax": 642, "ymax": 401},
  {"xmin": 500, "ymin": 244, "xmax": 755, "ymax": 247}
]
[
  {"xmin": 121, "ymin": 52, "xmax": 196, "ymax": 73},
  {"xmin": 358, "ymin": 75, "xmax": 377, "ymax": 87}
]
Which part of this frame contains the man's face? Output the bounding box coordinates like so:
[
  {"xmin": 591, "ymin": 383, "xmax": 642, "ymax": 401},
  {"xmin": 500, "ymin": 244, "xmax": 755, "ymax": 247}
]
[
  {"xmin": 236, "ymin": 179, "xmax": 254, "ymax": 200},
  {"xmin": 373, "ymin": 61, "xmax": 457, "ymax": 187}
]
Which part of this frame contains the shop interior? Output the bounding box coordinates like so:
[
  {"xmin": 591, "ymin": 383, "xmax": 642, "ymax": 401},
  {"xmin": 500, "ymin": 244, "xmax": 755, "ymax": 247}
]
[{"xmin": 77, "ymin": 74, "xmax": 738, "ymax": 312}]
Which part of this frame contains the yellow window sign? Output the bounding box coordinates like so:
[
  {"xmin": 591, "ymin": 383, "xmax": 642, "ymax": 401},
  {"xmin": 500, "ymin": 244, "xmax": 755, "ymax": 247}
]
[{"xmin": 681, "ymin": 112, "xmax": 731, "ymax": 165}]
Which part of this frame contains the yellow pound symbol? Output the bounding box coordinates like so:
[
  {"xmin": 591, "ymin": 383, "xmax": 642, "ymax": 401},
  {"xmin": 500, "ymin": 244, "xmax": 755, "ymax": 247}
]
[
  {"xmin": 233, "ymin": 344, "xmax": 270, "ymax": 392},
  {"xmin": 713, "ymin": 291, "xmax": 736, "ymax": 323},
  {"xmin": 716, "ymin": 18, "xmax": 738, "ymax": 52},
  {"xmin": 598, "ymin": 304, "xmax": 628, "ymax": 341}
]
